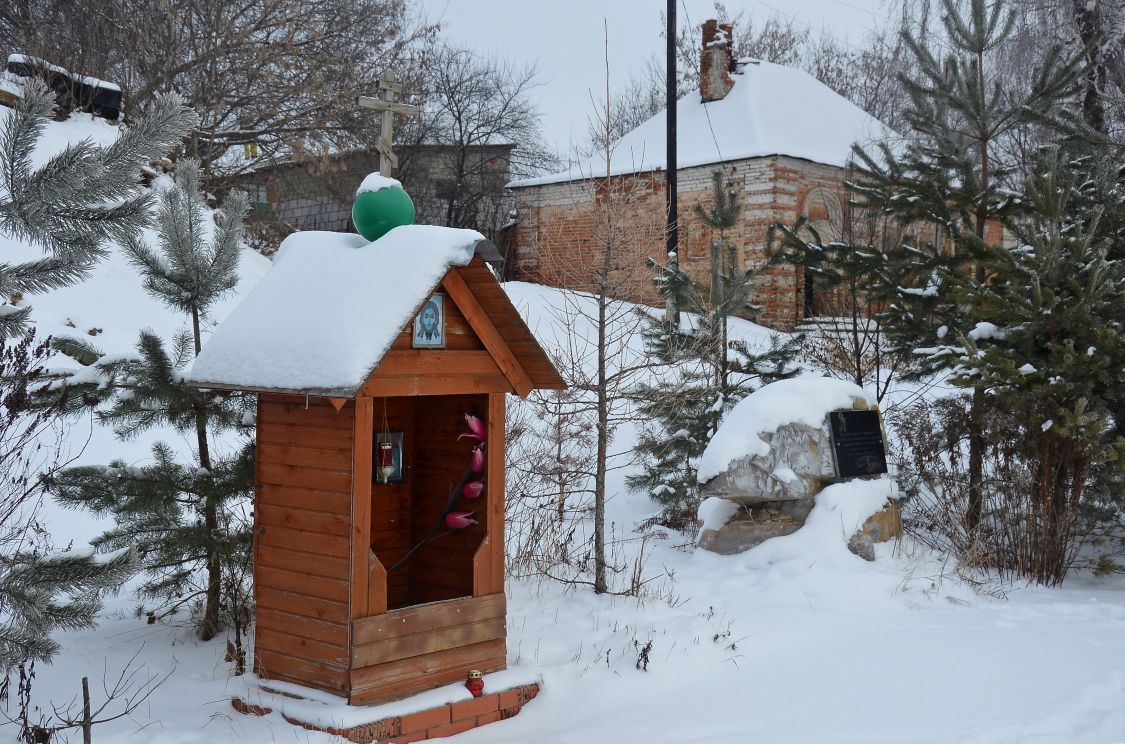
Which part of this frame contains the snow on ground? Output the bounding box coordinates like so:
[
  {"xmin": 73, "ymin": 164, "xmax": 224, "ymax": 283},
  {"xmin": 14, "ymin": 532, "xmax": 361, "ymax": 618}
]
[
  {"xmin": 487, "ymin": 542, "xmax": 1125, "ymax": 744},
  {"xmin": 27, "ymin": 462, "xmax": 1125, "ymax": 743},
  {"xmin": 488, "ymin": 286, "xmax": 1125, "ymax": 744},
  {"xmin": 8, "ymin": 115, "xmax": 1125, "ymax": 743},
  {"xmin": 23, "ymin": 282, "xmax": 1125, "ymax": 744}
]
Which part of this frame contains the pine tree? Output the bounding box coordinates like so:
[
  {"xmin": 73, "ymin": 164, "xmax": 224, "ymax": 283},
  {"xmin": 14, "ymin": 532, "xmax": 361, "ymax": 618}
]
[
  {"xmin": 0, "ymin": 331, "xmax": 136, "ymax": 671},
  {"xmin": 1060, "ymin": 147, "xmax": 1125, "ymax": 447},
  {"xmin": 122, "ymin": 160, "xmax": 248, "ymax": 355},
  {"xmin": 849, "ymin": 0, "xmax": 1082, "ymax": 530},
  {"xmin": 0, "ymin": 80, "xmax": 198, "ymax": 338},
  {"xmin": 52, "ymin": 163, "xmax": 251, "ymax": 640},
  {"xmin": 630, "ymin": 171, "xmax": 801, "ymax": 528},
  {"xmin": 1074, "ymin": 151, "xmax": 1125, "ymax": 561},
  {"xmin": 0, "ymin": 549, "xmax": 135, "ymax": 671}
]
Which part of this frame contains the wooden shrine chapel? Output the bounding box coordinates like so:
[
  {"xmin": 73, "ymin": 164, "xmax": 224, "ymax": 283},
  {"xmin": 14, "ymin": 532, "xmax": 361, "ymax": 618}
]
[{"xmin": 188, "ymin": 224, "xmax": 565, "ymax": 705}]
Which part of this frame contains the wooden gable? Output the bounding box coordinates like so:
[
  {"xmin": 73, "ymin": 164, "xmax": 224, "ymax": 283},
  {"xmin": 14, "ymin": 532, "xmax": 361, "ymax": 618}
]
[{"xmin": 360, "ymin": 256, "xmax": 565, "ymax": 399}]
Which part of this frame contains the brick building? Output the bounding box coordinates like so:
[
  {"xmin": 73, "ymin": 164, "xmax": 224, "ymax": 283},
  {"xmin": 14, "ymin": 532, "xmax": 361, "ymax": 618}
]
[
  {"xmin": 232, "ymin": 142, "xmax": 516, "ymax": 241},
  {"xmin": 507, "ymin": 21, "xmax": 897, "ymax": 330}
]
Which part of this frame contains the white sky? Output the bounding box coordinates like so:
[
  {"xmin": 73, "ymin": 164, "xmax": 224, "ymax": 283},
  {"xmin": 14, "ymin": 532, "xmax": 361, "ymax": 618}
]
[{"xmin": 418, "ymin": 0, "xmax": 888, "ymax": 158}]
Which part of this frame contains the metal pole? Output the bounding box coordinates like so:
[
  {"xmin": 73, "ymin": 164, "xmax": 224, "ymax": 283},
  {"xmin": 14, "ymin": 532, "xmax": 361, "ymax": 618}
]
[{"xmin": 666, "ymin": 0, "xmax": 679, "ymax": 325}]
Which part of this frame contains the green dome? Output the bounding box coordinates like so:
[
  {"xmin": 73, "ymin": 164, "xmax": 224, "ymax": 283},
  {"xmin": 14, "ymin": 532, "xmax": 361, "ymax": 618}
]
[{"xmin": 352, "ymin": 182, "xmax": 415, "ymax": 241}]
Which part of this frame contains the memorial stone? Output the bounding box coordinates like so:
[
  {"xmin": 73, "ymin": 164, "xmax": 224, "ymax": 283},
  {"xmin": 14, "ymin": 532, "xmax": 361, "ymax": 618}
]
[
  {"xmin": 829, "ymin": 410, "xmax": 889, "ymax": 478},
  {"xmin": 696, "ymin": 378, "xmax": 899, "ymax": 557}
]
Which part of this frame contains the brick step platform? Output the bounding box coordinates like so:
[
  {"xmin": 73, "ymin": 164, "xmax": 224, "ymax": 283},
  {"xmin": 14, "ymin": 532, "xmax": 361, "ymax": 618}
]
[{"xmin": 232, "ymin": 673, "xmax": 540, "ymax": 743}]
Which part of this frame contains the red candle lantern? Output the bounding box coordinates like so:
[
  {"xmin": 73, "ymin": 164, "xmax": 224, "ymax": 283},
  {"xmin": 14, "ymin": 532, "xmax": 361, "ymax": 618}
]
[{"xmin": 465, "ymin": 669, "xmax": 484, "ymax": 697}]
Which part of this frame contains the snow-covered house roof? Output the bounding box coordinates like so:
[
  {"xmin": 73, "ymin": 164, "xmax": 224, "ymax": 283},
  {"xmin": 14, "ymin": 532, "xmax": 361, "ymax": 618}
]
[
  {"xmin": 187, "ymin": 224, "xmax": 563, "ymax": 397},
  {"xmin": 511, "ymin": 59, "xmax": 898, "ymax": 188}
]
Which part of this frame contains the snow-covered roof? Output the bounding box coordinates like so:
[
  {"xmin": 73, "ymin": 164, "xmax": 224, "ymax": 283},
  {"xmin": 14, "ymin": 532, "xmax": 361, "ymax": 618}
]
[
  {"xmin": 187, "ymin": 225, "xmax": 492, "ymax": 397},
  {"xmin": 7, "ymin": 54, "xmax": 122, "ymax": 92},
  {"xmin": 511, "ymin": 60, "xmax": 898, "ymax": 188}
]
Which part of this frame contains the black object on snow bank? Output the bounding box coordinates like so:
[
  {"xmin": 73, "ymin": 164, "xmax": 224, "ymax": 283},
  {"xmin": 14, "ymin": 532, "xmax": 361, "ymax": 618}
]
[{"xmin": 6, "ymin": 55, "xmax": 123, "ymax": 120}]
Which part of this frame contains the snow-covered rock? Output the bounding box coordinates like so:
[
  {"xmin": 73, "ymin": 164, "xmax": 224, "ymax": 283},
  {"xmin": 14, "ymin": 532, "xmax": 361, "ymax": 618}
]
[
  {"xmin": 697, "ymin": 376, "xmax": 872, "ymax": 492},
  {"xmin": 696, "ymin": 377, "xmax": 893, "ymax": 556}
]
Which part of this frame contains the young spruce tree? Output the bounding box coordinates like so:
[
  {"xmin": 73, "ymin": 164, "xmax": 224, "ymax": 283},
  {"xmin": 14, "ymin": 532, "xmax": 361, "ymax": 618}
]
[
  {"xmin": 52, "ymin": 162, "xmax": 252, "ymax": 640},
  {"xmin": 630, "ymin": 172, "xmax": 800, "ymax": 528}
]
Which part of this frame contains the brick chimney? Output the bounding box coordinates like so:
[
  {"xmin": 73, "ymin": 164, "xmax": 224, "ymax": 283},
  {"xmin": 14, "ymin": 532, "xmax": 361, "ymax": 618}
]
[{"xmin": 700, "ymin": 19, "xmax": 735, "ymax": 103}]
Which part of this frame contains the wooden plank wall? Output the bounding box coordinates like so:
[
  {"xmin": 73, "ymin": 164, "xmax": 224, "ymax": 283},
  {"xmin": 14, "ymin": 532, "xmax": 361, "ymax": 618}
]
[
  {"xmin": 472, "ymin": 393, "xmax": 506, "ymax": 596},
  {"xmin": 409, "ymin": 394, "xmax": 489, "ymax": 606},
  {"xmin": 254, "ymin": 394, "xmax": 355, "ymax": 694},
  {"xmin": 359, "ymin": 296, "xmax": 509, "ymax": 398},
  {"xmin": 349, "ymin": 594, "xmax": 507, "ymax": 705},
  {"xmin": 363, "ymin": 349, "xmax": 512, "ymax": 397},
  {"xmin": 370, "ymin": 397, "xmax": 415, "ymax": 610}
]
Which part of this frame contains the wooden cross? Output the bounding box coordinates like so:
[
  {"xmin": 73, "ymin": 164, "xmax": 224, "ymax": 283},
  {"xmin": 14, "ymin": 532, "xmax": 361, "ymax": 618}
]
[{"xmin": 357, "ymin": 72, "xmax": 420, "ymax": 177}]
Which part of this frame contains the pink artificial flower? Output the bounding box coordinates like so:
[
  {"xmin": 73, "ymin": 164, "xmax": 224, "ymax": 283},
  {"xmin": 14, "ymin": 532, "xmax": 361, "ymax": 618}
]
[
  {"xmin": 458, "ymin": 413, "xmax": 486, "ymax": 441},
  {"xmin": 462, "ymin": 480, "xmax": 484, "ymax": 499},
  {"xmin": 446, "ymin": 511, "xmax": 478, "ymax": 529},
  {"xmin": 469, "ymin": 443, "xmax": 486, "ymax": 473}
]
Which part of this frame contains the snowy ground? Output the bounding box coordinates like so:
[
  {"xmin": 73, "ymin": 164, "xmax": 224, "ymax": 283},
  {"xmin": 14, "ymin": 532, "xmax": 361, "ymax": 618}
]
[
  {"xmin": 26, "ymin": 488, "xmax": 1125, "ymax": 743},
  {"xmin": 7, "ymin": 112, "xmax": 1125, "ymax": 743}
]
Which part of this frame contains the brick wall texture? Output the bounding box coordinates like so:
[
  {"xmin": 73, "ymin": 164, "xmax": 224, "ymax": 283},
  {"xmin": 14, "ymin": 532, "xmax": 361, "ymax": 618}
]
[{"xmin": 510, "ymin": 155, "xmax": 852, "ymax": 330}]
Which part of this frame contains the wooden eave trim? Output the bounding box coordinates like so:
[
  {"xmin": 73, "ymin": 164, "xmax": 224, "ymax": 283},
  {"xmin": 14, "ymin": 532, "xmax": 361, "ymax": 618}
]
[
  {"xmin": 358, "ymin": 375, "xmax": 514, "ymax": 397},
  {"xmin": 186, "ymin": 380, "xmax": 358, "ymax": 399},
  {"xmin": 456, "ymin": 260, "xmax": 568, "ymax": 391},
  {"xmin": 441, "ymin": 270, "xmax": 534, "ymax": 398}
]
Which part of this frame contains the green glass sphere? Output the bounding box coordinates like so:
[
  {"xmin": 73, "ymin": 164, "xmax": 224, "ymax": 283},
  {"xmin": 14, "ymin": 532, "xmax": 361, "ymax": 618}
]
[{"xmin": 352, "ymin": 185, "xmax": 415, "ymax": 241}]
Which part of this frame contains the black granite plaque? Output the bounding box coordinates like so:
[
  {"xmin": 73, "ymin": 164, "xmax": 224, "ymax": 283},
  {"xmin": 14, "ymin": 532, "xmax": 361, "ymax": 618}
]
[{"xmin": 829, "ymin": 410, "xmax": 888, "ymax": 478}]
